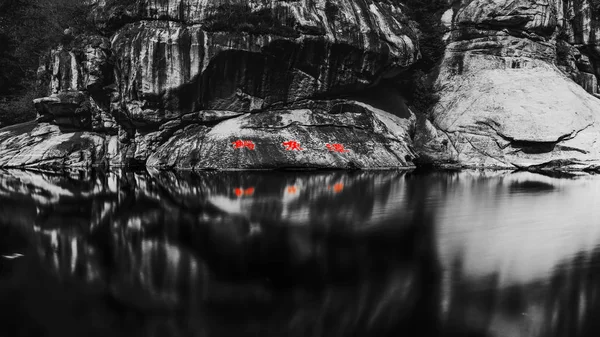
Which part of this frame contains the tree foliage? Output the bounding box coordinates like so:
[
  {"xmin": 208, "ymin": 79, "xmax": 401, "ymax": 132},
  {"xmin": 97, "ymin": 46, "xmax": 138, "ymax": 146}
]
[{"xmin": 0, "ymin": 0, "xmax": 93, "ymax": 126}]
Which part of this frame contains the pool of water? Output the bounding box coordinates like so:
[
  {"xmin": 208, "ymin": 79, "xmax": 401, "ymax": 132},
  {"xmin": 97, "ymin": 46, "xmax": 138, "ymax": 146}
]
[{"xmin": 1, "ymin": 169, "xmax": 599, "ymax": 337}]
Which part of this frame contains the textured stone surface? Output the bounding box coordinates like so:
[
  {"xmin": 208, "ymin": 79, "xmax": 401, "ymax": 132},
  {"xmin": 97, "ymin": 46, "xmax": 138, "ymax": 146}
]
[
  {"xmin": 444, "ymin": 0, "xmax": 600, "ymax": 95},
  {"xmin": 0, "ymin": 122, "xmax": 121, "ymax": 168},
  {"xmin": 147, "ymin": 101, "xmax": 416, "ymax": 169},
  {"xmin": 5, "ymin": 0, "xmax": 600, "ymax": 170},
  {"xmin": 109, "ymin": 0, "xmax": 418, "ymax": 124},
  {"xmin": 417, "ymin": 0, "xmax": 600, "ymax": 170},
  {"xmin": 36, "ymin": 35, "xmax": 113, "ymax": 94},
  {"xmin": 0, "ymin": 0, "xmax": 419, "ymax": 170},
  {"xmin": 420, "ymin": 60, "xmax": 600, "ymax": 169}
]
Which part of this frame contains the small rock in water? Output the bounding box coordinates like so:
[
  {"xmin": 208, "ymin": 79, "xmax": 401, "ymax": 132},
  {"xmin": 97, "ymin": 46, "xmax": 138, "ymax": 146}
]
[{"xmin": 2, "ymin": 253, "xmax": 24, "ymax": 260}]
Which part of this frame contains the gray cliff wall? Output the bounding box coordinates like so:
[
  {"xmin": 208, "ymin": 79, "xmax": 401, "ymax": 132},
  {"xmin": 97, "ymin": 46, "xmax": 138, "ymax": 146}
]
[
  {"xmin": 417, "ymin": 0, "xmax": 600, "ymax": 170},
  {"xmin": 3, "ymin": 0, "xmax": 600, "ymax": 170},
  {"xmin": 0, "ymin": 0, "xmax": 419, "ymax": 169}
]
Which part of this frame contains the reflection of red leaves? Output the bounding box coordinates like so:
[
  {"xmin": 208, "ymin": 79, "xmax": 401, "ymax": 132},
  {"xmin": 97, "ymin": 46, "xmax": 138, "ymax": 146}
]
[
  {"xmin": 326, "ymin": 143, "xmax": 350, "ymax": 153},
  {"xmin": 282, "ymin": 140, "xmax": 303, "ymax": 151},
  {"xmin": 333, "ymin": 183, "xmax": 344, "ymax": 193},
  {"xmin": 286, "ymin": 186, "xmax": 297, "ymax": 194},
  {"xmin": 234, "ymin": 187, "xmax": 255, "ymax": 197},
  {"xmin": 232, "ymin": 140, "xmax": 255, "ymax": 150}
]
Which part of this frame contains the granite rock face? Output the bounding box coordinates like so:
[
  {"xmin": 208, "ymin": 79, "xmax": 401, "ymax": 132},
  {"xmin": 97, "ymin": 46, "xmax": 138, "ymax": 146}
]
[
  {"xmin": 109, "ymin": 0, "xmax": 417, "ymax": 117},
  {"xmin": 417, "ymin": 0, "xmax": 600, "ymax": 170},
  {"xmin": 3, "ymin": 0, "xmax": 600, "ymax": 170},
  {"xmin": 0, "ymin": 0, "xmax": 419, "ymax": 169},
  {"xmin": 0, "ymin": 122, "xmax": 121, "ymax": 168},
  {"xmin": 147, "ymin": 102, "xmax": 416, "ymax": 169}
]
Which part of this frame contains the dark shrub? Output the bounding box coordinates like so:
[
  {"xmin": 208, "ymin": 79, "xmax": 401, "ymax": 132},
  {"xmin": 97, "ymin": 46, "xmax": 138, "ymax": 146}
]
[
  {"xmin": 0, "ymin": 89, "xmax": 38, "ymax": 128},
  {"xmin": 0, "ymin": 0, "xmax": 95, "ymax": 126}
]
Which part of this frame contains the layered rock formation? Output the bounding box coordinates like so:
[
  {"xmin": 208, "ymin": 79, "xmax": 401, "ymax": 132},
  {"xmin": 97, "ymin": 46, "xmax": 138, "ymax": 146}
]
[
  {"xmin": 2, "ymin": 0, "xmax": 600, "ymax": 170},
  {"xmin": 0, "ymin": 0, "xmax": 419, "ymax": 169},
  {"xmin": 418, "ymin": 0, "xmax": 600, "ymax": 169}
]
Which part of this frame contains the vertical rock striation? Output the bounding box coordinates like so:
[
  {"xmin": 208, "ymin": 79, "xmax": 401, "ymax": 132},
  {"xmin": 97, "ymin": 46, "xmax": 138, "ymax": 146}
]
[
  {"xmin": 3, "ymin": 0, "xmax": 600, "ymax": 170},
  {"xmin": 0, "ymin": 0, "xmax": 420, "ymax": 169}
]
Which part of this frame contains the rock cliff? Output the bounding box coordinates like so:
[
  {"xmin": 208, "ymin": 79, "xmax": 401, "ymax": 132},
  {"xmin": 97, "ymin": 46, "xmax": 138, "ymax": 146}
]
[
  {"xmin": 0, "ymin": 0, "xmax": 419, "ymax": 169},
  {"xmin": 418, "ymin": 0, "xmax": 600, "ymax": 170},
  {"xmin": 2, "ymin": 0, "xmax": 600, "ymax": 170}
]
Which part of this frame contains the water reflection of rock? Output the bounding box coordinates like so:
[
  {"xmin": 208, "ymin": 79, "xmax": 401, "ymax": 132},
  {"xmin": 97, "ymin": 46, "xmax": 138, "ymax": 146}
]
[
  {"xmin": 436, "ymin": 171, "xmax": 600, "ymax": 284},
  {"xmin": 4, "ymin": 169, "xmax": 600, "ymax": 336},
  {"xmin": 0, "ymin": 169, "xmax": 436, "ymax": 337},
  {"xmin": 434, "ymin": 171, "xmax": 600, "ymax": 337},
  {"xmin": 149, "ymin": 170, "xmax": 412, "ymax": 232},
  {"xmin": 438, "ymin": 248, "xmax": 600, "ymax": 337}
]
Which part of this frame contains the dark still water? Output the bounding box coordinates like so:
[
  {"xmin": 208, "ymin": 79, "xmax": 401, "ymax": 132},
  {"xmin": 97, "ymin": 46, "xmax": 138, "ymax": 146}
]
[{"xmin": 1, "ymin": 169, "xmax": 600, "ymax": 337}]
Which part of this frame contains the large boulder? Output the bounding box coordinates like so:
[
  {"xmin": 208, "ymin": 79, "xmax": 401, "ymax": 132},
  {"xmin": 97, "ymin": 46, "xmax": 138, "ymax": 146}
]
[
  {"xmin": 0, "ymin": 122, "xmax": 121, "ymax": 168},
  {"xmin": 417, "ymin": 0, "xmax": 600, "ymax": 170},
  {"xmin": 147, "ymin": 100, "xmax": 416, "ymax": 169}
]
